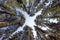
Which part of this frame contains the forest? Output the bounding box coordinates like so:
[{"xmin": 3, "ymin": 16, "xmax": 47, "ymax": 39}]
[{"xmin": 0, "ymin": 0, "xmax": 60, "ymax": 40}]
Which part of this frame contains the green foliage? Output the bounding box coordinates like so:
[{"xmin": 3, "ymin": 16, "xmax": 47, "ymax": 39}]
[{"xmin": 43, "ymin": 5, "xmax": 60, "ymax": 14}]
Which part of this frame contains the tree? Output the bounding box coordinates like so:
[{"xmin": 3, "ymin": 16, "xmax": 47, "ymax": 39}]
[{"xmin": 0, "ymin": 0, "xmax": 60, "ymax": 40}]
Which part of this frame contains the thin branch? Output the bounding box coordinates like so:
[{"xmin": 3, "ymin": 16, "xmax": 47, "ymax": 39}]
[
  {"xmin": 39, "ymin": 16, "xmax": 60, "ymax": 18},
  {"xmin": 0, "ymin": 4, "xmax": 16, "ymax": 15},
  {"xmin": 0, "ymin": 10, "xmax": 16, "ymax": 15},
  {"xmin": 35, "ymin": 0, "xmax": 44, "ymax": 10}
]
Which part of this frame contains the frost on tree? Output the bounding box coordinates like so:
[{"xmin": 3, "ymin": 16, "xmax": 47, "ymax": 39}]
[{"xmin": 0, "ymin": 0, "xmax": 60, "ymax": 40}]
